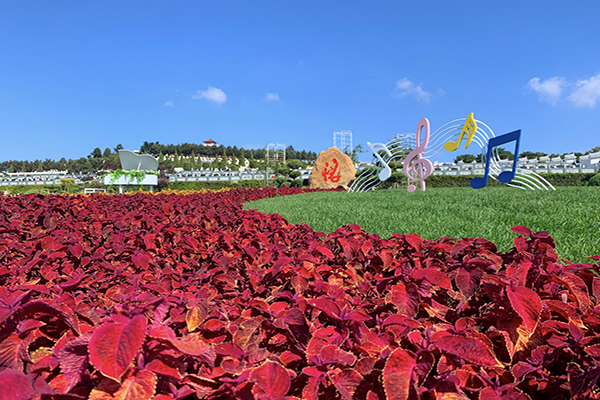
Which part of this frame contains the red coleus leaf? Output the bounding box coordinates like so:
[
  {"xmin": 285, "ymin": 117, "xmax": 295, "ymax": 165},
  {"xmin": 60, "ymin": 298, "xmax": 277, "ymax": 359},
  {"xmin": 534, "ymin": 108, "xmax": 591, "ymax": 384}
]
[
  {"xmin": 131, "ymin": 252, "xmax": 151, "ymax": 270},
  {"xmin": 433, "ymin": 334, "xmax": 503, "ymax": 367},
  {"xmin": 280, "ymin": 350, "xmax": 303, "ymax": 366},
  {"xmin": 17, "ymin": 300, "xmax": 78, "ymax": 334},
  {"xmin": 455, "ymin": 267, "xmax": 481, "ymax": 298},
  {"xmin": 511, "ymin": 226, "xmax": 532, "ymax": 237},
  {"xmin": 411, "ymin": 268, "xmax": 452, "ymax": 290},
  {"xmin": 57, "ymin": 332, "xmax": 92, "ymax": 392},
  {"xmin": 0, "ymin": 370, "xmax": 36, "ymax": 400},
  {"xmin": 0, "ymin": 332, "xmax": 29, "ymax": 371},
  {"xmin": 318, "ymin": 345, "xmax": 357, "ymax": 366},
  {"xmin": 171, "ymin": 333, "xmax": 216, "ymax": 367},
  {"xmin": 329, "ymin": 368, "xmax": 363, "ymax": 400},
  {"xmin": 514, "ymin": 236, "xmax": 529, "ymax": 254},
  {"xmin": 507, "ymin": 286, "xmax": 542, "ymax": 335},
  {"xmin": 68, "ymin": 243, "xmax": 84, "ymax": 258},
  {"xmin": 316, "ymin": 246, "xmax": 335, "ymax": 260},
  {"xmin": 308, "ymin": 298, "xmax": 341, "ymax": 320},
  {"xmin": 344, "ymin": 308, "xmax": 371, "ymax": 322},
  {"xmin": 41, "ymin": 236, "xmax": 57, "ymax": 252},
  {"xmin": 554, "ymin": 272, "xmax": 591, "ymax": 313},
  {"xmin": 185, "ymin": 303, "xmax": 208, "ymax": 333},
  {"xmin": 307, "ymin": 327, "xmax": 345, "ymax": 359},
  {"xmin": 89, "ymin": 369, "xmax": 157, "ymax": 400},
  {"xmin": 249, "ymin": 360, "xmax": 291, "ymax": 399},
  {"xmin": 145, "ymin": 357, "xmax": 182, "ymax": 379},
  {"xmin": 233, "ymin": 318, "xmax": 262, "ymax": 352},
  {"xmin": 383, "ymin": 348, "xmax": 416, "ymax": 400},
  {"xmin": 385, "ymin": 283, "xmax": 416, "ymax": 317},
  {"xmin": 479, "ymin": 388, "xmax": 502, "ymax": 400},
  {"xmin": 406, "ymin": 233, "xmax": 423, "ymax": 251},
  {"xmin": 89, "ymin": 315, "xmax": 147, "ymax": 382},
  {"xmin": 143, "ymin": 234, "xmax": 156, "ymax": 250}
]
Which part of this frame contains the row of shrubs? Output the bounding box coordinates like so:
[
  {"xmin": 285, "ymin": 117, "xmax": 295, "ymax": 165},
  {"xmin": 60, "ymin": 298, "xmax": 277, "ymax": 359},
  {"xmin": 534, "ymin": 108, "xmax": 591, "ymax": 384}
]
[
  {"xmin": 425, "ymin": 172, "xmax": 600, "ymax": 188},
  {"xmin": 0, "ymin": 179, "xmax": 303, "ymax": 195},
  {"xmin": 2, "ymin": 173, "xmax": 599, "ymax": 194}
]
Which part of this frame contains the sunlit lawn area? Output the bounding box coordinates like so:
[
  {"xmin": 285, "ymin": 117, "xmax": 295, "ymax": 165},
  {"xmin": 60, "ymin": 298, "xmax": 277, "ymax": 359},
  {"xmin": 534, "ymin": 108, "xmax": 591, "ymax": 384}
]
[{"xmin": 245, "ymin": 186, "xmax": 600, "ymax": 263}]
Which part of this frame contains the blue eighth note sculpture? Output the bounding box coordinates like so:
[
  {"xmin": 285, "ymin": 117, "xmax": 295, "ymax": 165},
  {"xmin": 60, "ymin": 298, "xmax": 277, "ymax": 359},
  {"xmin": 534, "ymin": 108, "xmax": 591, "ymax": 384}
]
[{"xmin": 470, "ymin": 130, "xmax": 521, "ymax": 189}]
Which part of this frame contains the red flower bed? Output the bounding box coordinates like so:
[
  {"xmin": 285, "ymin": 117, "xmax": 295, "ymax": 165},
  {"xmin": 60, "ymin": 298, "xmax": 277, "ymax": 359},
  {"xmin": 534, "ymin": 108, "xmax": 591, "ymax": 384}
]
[{"xmin": 0, "ymin": 188, "xmax": 599, "ymax": 400}]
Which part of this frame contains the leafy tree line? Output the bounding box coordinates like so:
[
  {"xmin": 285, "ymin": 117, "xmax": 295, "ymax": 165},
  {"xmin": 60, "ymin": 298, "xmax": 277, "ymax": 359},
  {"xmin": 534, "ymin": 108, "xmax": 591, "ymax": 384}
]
[
  {"xmin": 453, "ymin": 146, "xmax": 600, "ymax": 164},
  {"xmin": 0, "ymin": 146, "xmax": 121, "ymax": 174},
  {"xmin": 139, "ymin": 141, "xmax": 318, "ymax": 162},
  {"xmin": 1, "ymin": 142, "xmax": 319, "ymax": 174}
]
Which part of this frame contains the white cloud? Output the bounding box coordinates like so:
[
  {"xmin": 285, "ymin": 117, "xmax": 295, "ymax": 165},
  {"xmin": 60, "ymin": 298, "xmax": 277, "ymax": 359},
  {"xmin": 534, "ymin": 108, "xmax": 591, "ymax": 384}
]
[
  {"xmin": 527, "ymin": 77, "xmax": 567, "ymax": 105},
  {"xmin": 392, "ymin": 78, "xmax": 434, "ymax": 103},
  {"xmin": 164, "ymin": 100, "xmax": 175, "ymax": 108},
  {"xmin": 568, "ymin": 73, "xmax": 600, "ymax": 108},
  {"xmin": 192, "ymin": 86, "xmax": 227, "ymax": 105},
  {"xmin": 265, "ymin": 92, "xmax": 280, "ymax": 102}
]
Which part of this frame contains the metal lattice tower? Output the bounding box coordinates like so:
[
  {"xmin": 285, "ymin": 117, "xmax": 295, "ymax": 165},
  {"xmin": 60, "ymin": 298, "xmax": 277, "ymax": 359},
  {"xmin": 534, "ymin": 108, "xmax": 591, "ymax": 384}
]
[
  {"xmin": 265, "ymin": 143, "xmax": 286, "ymax": 164},
  {"xmin": 333, "ymin": 130, "xmax": 353, "ymax": 154}
]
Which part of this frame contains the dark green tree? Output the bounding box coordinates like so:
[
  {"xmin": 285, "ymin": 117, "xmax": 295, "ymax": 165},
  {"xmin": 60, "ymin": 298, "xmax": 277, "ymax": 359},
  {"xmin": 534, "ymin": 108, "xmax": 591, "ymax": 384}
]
[
  {"xmin": 520, "ymin": 151, "xmax": 547, "ymax": 159},
  {"xmin": 454, "ymin": 154, "xmax": 478, "ymax": 163},
  {"xmin": 90, "ymin": 148, "xmax": 102, "ymax": 159},
  {"xmin": 586, "ymin": 146, "xmax": 600, "ymax": 154},
  {"xmin": 346, "ymin": 144, "xmax": 366, "ymax": 164}
]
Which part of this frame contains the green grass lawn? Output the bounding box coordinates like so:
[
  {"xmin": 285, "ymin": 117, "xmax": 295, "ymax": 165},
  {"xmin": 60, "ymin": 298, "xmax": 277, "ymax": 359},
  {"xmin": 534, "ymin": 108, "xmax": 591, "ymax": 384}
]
[{"xmin": 244, "ymin": 186, "xmax": 600, "ymax": 263}]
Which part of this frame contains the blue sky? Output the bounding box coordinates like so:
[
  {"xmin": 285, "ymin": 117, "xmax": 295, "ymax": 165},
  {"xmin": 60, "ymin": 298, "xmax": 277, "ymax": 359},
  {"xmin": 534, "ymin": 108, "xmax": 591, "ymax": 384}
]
[{"xmin": 1, "ymin": 1, "xmax": 599, "ymax": 163}]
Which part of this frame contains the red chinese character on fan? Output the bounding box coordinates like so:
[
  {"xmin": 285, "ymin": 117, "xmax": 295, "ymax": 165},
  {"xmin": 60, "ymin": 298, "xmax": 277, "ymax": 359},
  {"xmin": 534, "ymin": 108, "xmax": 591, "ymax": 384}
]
[{"xmin": 322, "ymin": 158, "xmax": 341, "ymax": 183}]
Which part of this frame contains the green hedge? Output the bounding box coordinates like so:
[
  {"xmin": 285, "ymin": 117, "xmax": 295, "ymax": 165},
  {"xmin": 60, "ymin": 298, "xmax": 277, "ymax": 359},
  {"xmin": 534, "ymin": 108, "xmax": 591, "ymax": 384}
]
[
  {"xmin": 0, "ymin": 179, "xmax": 268, "ymax": 194},
  {"xmin": 423, "ymin": 173, "xmax": 598, "ymax": 188},
  {"xmin": 425, "ymin": 174, "xmax": 504, "ymax": 188},
  {"xmin": 589, "ymin": 173, "xmax": 600, "ymax": 186},
  {"xmin": 537, "ymin": 173, "xmax": 597, "ymax": 186},
  {"xmin": 168, "ymin": 180, "xmax": 264, "ymax": 191}
]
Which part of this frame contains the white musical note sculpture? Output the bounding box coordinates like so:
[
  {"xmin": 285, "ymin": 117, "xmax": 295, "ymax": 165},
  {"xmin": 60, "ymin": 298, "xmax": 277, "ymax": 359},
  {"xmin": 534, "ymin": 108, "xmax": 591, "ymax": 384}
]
[{"xmin": 349, "ymin": 134, "xmax": 415, "ymax": 192}]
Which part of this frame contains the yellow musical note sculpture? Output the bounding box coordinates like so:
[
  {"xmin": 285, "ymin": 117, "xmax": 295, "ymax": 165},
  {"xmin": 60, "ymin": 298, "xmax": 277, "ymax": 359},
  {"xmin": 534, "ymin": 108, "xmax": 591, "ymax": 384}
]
[{"xmin": 444, "ymin": 112, "xmax": 477, "ymax": 151}]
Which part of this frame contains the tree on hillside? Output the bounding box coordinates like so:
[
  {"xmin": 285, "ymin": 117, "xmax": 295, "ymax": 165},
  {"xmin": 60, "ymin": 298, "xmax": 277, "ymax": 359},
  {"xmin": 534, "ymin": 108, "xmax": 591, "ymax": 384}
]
[
  {"xmin": 286, "ymin": 159, "xmax": 304, "ymax": 170},
  {"xmin": 239, "ymin": 148, "xmax": 246, "ymax": 168},
  {"xmin": 346, "ymin": 144, "xmax": 366, "ymax": 164},
  {"xmin": 586, "ymin": 146, "xmax": 600, "ymax": 154},
  {"xmin": 454, "ymin": 154, "xmax": 478, "ymax": 163},
  {"xmin": 90, "ymin": 148, "xmax": 102, "ymax": 159},
  {"xmin": 58, "ymin": 158, "xmax": 68, "ymax": 171},
  {"xmin": 520, "ymin": 151, "xmax": 547, "ymax": 159}
]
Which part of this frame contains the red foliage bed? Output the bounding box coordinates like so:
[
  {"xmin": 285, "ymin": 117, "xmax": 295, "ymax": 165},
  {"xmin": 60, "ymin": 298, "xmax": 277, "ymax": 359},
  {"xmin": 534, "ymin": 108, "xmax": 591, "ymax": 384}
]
[{"xmin": 0, "ymin": 188, "xmax": 599, "ymax": 399}]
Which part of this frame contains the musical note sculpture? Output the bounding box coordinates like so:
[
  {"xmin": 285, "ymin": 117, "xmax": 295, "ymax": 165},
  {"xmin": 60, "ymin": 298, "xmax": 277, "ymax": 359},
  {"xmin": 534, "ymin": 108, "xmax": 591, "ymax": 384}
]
[
  {"xmin": 443, "ymin": 112, "xmax": 477, "ymax": 151},
  {"xmin": 403, "ymin": 118, "xmax": 433, "ymax": 192},
  {"xmin": 366, "ymin": 142, "xmax": 393, "ymax": 181},
  {"xmin": 348, "ymin": 113, "xmax": 555, "ymax": 193},
  {"xmin": 470, "ymin": 130, "xmax": 521, "ymax": 189}
]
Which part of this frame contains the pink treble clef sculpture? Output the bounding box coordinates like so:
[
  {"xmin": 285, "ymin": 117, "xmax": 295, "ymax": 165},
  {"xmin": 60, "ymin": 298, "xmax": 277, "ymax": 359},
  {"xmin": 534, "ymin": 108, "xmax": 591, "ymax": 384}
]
[{"xmin": 403, "ymin": 118, "xmax": 434, "ymax": 192}]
